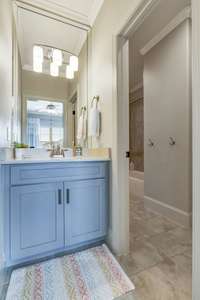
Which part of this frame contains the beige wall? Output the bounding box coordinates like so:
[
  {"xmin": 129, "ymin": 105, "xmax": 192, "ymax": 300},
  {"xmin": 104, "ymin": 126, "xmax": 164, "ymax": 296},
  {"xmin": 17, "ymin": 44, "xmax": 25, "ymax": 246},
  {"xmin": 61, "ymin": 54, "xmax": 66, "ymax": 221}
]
[
  {"xmin": 88, "ymin": 0, "xmax": 142, "ymax": 149},
  {"xmin": 87, "ymin": 0, "xmax": 143, "ymax": 253},
  {"xmin": 144, "ymin": 20, "xmax": 192, "ymax": 214},
  {"xmin": 22, "ymin": 70, "xmax": 69, "ymax": 100},
  {"xmin": 0, "ymin": 0, "xmax": 22, "ymax": 285},
  {"xmin": 129, "ymin": 0, "xmax": 190, "ymax": 91}
]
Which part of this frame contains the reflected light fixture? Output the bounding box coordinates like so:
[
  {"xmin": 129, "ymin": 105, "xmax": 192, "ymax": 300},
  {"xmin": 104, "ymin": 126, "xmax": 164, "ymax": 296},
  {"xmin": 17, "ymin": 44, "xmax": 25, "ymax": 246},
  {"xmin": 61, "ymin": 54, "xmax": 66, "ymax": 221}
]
[
  {"xmin": 50, "ymin": 62, "xmax": 59, "ymax": 77},
  {"xmin": 66, "ymin": 65, "xmax": 74, "ymax": 79},
  {"xmin": 70, "ymin": 55, "xmax": 79, "ymax": 72},
  {"xmin": 33, "ymin": 46, "xmax": 43, "ymax": 73},
  {"xmin": 52, "ymin": 49, "xmax": 62, "ymax": 66}
]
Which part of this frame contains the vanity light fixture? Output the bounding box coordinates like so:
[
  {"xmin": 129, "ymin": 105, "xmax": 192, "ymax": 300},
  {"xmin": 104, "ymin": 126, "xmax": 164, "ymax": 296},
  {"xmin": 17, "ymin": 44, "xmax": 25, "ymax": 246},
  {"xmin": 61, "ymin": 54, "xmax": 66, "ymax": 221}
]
[
  {"xmin": 70, "ymin": 55, "xmax": 79, "ymax": 72},
  {"xmin": 66, "ymin": 65, "xmax": 74, "ymax": 79},
  {"xmin": 52, "ymin": 49, "xmax": 62, "ymax": 66},
  {"xmin": 33, "ymin": 46, "xmax": 43, "ymax": 73},
  {"xmin": 33, "ymin": 44, "xmax": 78, "ymax": 78},
  {"xmin": 50, "ymin": 62, "xmax": 59, "ymax": 77}
]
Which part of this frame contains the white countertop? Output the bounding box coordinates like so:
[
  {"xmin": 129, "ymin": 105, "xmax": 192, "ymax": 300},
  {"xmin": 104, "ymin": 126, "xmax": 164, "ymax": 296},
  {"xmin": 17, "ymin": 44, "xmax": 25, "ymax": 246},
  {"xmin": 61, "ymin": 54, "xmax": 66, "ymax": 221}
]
[{"xmin": 0, "ymin": 156, "xmax": 110, "ymax": 165}]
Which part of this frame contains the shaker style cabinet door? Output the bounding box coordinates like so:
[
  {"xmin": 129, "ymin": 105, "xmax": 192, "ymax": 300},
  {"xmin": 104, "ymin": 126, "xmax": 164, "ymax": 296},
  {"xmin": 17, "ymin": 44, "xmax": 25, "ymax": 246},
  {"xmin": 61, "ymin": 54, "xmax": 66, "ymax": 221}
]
[
  {"xmin": 10, "ymin": 183, "xmax": 64, "ymax": 261},
  {"xmin": 64, "ymin": 179, "xmax": 107, "ymax": 247}
]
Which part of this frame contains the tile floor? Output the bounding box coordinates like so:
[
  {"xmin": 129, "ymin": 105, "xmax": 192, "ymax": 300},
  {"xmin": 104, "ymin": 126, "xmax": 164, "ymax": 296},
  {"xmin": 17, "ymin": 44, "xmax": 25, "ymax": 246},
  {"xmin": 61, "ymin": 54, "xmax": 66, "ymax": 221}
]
[
  {"xmin": 1, "ymin": 195, "xmax": 192, "ymax": 300},
  {"xmin": 117, "ymin": 195, "xmax": 192, "ymax": 300}
]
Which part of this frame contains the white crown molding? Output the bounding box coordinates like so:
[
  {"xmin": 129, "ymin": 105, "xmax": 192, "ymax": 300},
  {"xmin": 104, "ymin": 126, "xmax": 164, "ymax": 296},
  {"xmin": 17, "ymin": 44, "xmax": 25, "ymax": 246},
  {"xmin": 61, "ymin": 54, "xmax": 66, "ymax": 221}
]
[
  {"xmin": 88, "ymin": 0, "xmax": 104, "ymax": 26},
  {"xmin": 140, "ymin": 6, "xmax": 191, "ymax": 56},
  {"xmin": 14, "ymin": 0, "xmax": 104, "ymax": 27},
  {"xmin": 120, "ymin": 0, "xmax": 161, "ymax": 38},
  {"xmin": 14, "ymin": 0, "xmax": 91, "ymax": 29}
]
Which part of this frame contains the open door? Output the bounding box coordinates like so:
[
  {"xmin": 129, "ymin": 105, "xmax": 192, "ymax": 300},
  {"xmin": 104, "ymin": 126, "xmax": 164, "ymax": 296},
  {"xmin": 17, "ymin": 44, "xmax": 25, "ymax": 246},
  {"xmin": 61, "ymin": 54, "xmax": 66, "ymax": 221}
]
[{"xmin": 116, "ymin": 36, "xmax": 130, "ymax": 253}]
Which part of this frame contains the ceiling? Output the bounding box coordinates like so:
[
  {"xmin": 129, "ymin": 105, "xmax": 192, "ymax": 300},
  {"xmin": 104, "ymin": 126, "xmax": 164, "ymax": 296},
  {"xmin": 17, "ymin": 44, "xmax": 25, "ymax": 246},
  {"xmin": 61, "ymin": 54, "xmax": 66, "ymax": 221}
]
[
  {"xmin": 16, "ymin": 6, "xmax": 88, "ymax": 73},
  {"xmin": 15, "ymin": 0, "xmax": 104, "ymax": 26},
  {"xmin": 129, "ymin": 0, "xmax": 191, "ymax": 91},
  {"xmin": 14, "ymin": 0, "xmax": 104, "ymax": 75}
]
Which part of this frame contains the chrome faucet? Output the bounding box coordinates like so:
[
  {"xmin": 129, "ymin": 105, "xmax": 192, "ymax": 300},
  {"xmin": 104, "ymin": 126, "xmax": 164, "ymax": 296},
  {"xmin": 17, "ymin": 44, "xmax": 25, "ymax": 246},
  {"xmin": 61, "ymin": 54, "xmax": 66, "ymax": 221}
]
[{"xmin": 50, "ymin": 145, "xmax": 64, "ymax": 157}]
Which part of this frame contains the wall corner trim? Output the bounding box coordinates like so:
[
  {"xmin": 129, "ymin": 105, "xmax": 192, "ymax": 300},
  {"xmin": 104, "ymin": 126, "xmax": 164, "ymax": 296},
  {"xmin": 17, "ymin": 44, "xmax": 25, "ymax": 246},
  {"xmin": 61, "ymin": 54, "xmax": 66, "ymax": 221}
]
[
  {"xmin": 140, "ymin": 6, "xmax": 191, "ymax": 56},
  {"xmin": 144, "ymin": 195, "xmax": 192, "ymax": 228}
]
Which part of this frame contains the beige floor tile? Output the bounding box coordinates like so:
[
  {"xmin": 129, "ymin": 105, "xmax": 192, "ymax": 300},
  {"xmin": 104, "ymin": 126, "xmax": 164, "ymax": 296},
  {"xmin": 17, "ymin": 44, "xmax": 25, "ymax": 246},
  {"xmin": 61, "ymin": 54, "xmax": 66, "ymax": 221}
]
[
  {"xmin": 131, "ymin": 254, "xmax": 192, "ymax": 300},
  {"xmin": 149, "ymin": 227, "xmax": 192, "ymax": 258},
  {"xmin": 117, "ymin": 292, "xmax": 138, "ymax": 300},
  {"xmin": 131, "ymin": 263, "xmax": 191, "ymax": 300},
  {"xmin": 157, "ymin": 254, "xmax": 192, "ymax": 296},
  {"xmin": 130, "ymin": 215, "xmax": 177, "ymax": 241},
  {"xmin": 118, "ymin": 238, "xmax": 164, "ymax": 276},
  {"xmin": 118, "ymin": 195, "xmax": 193, "ymax": 300}
]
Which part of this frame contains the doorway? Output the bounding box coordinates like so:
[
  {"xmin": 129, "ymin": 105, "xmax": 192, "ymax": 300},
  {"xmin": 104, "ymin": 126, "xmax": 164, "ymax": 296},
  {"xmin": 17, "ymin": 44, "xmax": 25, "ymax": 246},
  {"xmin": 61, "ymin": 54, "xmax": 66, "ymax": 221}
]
[{"xmin": 115, "ymin": 1, "xmax": 195, "ymax": 299}]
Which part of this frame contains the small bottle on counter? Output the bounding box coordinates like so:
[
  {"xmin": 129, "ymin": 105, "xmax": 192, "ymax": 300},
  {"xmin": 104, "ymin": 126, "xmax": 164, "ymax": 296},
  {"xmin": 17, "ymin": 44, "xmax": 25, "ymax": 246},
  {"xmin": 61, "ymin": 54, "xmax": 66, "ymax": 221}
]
[{"xmin": 75, "ymin": 145, "xmax": 82, "ymax": 156}]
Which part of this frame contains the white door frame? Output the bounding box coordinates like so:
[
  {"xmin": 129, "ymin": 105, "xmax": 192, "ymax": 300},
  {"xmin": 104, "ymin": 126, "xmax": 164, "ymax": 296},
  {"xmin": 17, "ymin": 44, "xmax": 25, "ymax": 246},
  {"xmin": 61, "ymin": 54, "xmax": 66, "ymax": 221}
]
[{"xmin": 115, "ymin": 0, "xmax": 200, "ymax": 298}]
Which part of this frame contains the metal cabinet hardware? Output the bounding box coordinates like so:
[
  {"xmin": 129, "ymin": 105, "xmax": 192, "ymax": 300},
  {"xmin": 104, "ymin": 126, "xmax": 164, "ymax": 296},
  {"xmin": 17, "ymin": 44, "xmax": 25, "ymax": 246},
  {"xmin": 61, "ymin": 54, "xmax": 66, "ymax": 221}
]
[
  {"xmin": 58, "ymin": 189, "xmax": 62, "ymax": 205},
  {"xmin": 169, "ymin": 137, "xmax": 176, "ymax": 146},
  {"xmin": 66, "ymin": 189, "xmax": 70, "ymax": 204}
]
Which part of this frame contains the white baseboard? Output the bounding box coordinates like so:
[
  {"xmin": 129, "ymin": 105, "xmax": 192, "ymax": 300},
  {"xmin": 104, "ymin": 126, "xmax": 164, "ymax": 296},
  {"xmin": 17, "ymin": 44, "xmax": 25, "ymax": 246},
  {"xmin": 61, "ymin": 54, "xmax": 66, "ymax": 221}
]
[{"xmin": 144, "ymin": 195, "xmax": 192, "ymax": 228}]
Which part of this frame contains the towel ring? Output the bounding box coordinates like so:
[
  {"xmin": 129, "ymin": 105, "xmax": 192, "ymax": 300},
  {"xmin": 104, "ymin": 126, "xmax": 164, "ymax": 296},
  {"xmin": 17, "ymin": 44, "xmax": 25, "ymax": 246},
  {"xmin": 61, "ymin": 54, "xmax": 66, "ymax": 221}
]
[{"xmin": 91, "ymin": 96, "xmax": 100, "ymax": 106}]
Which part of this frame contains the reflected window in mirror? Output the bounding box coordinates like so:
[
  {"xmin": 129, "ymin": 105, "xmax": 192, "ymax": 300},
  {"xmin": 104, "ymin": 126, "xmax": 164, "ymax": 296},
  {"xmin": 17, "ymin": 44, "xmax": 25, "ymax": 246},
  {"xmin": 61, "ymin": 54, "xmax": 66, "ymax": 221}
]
[{"xmin": 26, "ymin": 99, "xmax": 64, "ymax": 148}]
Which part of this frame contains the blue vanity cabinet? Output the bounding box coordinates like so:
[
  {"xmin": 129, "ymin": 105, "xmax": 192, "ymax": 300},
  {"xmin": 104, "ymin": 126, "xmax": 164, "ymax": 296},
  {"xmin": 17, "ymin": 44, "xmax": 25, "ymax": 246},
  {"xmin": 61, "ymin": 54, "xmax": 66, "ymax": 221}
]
[
  {"xmin": 2, "ymin": 161, "xmax": 109, "ymax": 267},
  {"xmin": 64, "ymin": 179, "xmax": 107, "ymax": 247},
  {"xmin": 10, "ymin": 183, "xmax": 64, "ymax": 261}
]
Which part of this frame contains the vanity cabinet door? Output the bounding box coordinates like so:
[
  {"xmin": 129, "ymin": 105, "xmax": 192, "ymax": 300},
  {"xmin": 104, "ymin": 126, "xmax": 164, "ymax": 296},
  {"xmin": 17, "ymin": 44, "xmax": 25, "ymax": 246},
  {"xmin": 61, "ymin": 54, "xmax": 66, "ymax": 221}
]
[
  {"xmin": 64, "ymin": 179, "xmax": 107, "ymax": 247},
  {"xmin": 10, "ymin": 183, "xmax": 64, "ymax": 261}
]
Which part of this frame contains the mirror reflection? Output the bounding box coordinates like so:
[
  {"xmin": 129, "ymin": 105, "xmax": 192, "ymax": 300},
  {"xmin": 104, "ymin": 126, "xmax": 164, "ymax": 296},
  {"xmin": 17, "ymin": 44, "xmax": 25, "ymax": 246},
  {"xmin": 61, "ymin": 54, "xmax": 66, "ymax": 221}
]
[{"xmin": 15, "ymin": 5, "xmax": 89, "ymax": 150}]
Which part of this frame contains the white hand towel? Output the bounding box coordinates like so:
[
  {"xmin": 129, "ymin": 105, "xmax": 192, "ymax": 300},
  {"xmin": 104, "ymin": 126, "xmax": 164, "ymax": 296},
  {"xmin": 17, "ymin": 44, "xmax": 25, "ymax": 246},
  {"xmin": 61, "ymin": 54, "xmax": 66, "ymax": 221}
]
[
  {"xmin": 77, "ymin": 113, "xmax": 84, "ymax": 141},
  {"xmin": 82, "ymin": 112, "xmax": 87, "ymax": 141},
  {"xmin": 77, "ymin": 110, "xmax": 87, "ymax": 142},
  {"xmin": 88, "ymin": 103, "xmax": 100, "ymax": 137}
]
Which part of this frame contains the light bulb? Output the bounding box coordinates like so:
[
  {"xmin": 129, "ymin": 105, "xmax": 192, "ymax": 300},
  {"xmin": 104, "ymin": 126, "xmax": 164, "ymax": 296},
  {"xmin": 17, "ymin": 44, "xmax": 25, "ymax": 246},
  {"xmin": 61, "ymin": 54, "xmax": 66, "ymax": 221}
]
[
  {"xmin": 52, "ymin": 49, "xmax": 62, "ymax": 66},
  {"xmin": 33, "ymin": 46, "xmax": 43, "ymax": 73},
  {"xmin": 66, "ymin": 65, "xmax": 74, "ymax": 79},
  {"xmin": 50, "ymin": 63, "xmax": 59, "ymax": 77},
  {"xmin": 33, "ymin": 46, "xmax": 43, "ymax": 63},
  {"xmin": 70, "ymin": 56, "xmax": 78, "ymax": 72}
]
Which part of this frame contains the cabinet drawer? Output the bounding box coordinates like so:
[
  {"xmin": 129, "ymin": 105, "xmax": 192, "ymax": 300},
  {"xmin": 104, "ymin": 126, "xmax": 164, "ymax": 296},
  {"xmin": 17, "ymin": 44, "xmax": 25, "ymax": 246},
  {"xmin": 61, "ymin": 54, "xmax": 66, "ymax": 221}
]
[{"xmin": 11, "ymin": 162, "xmax": 107, "ymax": 185}]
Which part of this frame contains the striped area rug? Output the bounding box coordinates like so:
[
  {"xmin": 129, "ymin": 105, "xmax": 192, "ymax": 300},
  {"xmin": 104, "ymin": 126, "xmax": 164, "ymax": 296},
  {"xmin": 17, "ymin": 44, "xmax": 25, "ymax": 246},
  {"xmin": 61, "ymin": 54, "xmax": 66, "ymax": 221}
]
[{"xmin": 6, "ymin": 244, "xmax": 135, "ymax": 300}]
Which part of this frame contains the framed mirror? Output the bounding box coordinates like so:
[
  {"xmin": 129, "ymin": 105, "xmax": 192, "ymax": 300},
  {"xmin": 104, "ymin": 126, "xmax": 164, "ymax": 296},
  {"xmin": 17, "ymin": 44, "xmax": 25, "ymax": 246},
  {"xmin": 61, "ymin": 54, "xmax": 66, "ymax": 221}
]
[{"xmin": 14, "ymin": 1, "xmax": 89, "ymax": 149}]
